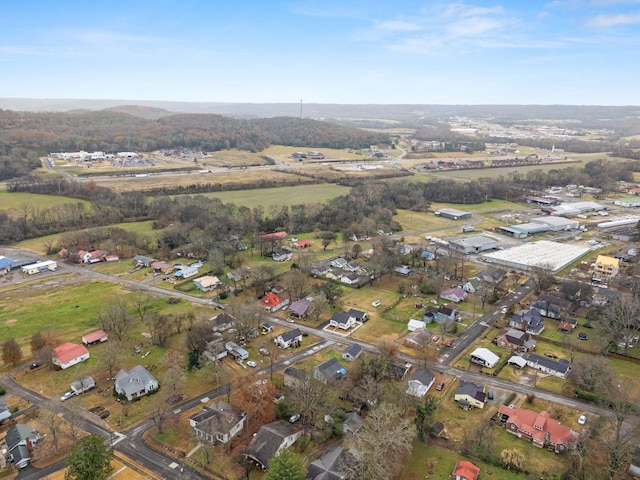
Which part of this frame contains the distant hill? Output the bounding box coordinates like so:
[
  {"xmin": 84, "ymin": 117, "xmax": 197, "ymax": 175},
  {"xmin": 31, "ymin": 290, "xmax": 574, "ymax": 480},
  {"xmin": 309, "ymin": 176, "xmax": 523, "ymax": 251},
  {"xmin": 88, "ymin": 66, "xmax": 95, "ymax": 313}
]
[{"xmin": 2, "ymin": 98, "xmax": 640, "ymax": 125}]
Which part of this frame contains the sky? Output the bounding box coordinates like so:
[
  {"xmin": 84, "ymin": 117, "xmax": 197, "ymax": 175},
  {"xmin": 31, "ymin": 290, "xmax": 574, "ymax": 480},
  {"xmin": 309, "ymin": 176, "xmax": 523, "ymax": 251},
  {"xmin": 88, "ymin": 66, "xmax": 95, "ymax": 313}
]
[{"xmin": 1, "ymin": 0, "xmax": 640, "ymax": 105}]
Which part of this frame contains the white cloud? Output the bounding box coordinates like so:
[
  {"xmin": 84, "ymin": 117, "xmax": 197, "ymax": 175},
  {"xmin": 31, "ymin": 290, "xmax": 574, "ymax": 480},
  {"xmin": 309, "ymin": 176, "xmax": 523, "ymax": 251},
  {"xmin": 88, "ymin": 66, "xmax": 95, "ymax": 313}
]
[
  {"xmin": 374, "ymin": 20, "xmax": 423, "ymax": 32},
  {"xmin": 587, "ymin": 12, "xmax": 640, "ymax": 26},
  {"xmin": 442, "ymin": 3, "xmax": 506, "ymax": 18}
]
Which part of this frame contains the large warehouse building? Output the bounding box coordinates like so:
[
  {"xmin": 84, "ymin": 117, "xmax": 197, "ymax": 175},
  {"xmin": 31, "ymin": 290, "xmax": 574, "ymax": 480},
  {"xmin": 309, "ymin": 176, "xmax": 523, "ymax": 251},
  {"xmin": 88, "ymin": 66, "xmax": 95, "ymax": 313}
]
[
  {"xmin": 481, "ymin": 241, "xmax": 591, "ymax": 273},
  {"xmin": 434, "ymin": 208, "xmax": 472, "ymax": 220},
  {"xmin": 448, "ymin": 235, "xmax": 498, "ymax": 254}
]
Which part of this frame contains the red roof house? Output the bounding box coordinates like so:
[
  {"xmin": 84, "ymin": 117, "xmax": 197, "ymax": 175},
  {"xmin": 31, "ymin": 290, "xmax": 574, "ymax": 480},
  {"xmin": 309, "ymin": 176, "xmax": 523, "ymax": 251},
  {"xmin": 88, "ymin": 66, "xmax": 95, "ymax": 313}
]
[
  {"xmin": 82, "ymin": 330, "xmax": 109, "ymax": 346},
  {"xmin": 258, "ymin": 292, "xmax": 289, "ymax": 312},
  {"xmin": 258, "ymin": 231, "xmax": 287, "ymax": 240},
  {"xmin": 293, "ymin": 240, "xmax": 311, "ymax": 248},
  {"xmin": 451, "ymin": 460, "xmax": 480, "ymax": 480},
  {"xmin": 497, "ymin": 405, "xmax": 577, "ymax": 452},
  {"xmin": 52, "ymin": 342, "xmax": 90, "ymax": 370}
]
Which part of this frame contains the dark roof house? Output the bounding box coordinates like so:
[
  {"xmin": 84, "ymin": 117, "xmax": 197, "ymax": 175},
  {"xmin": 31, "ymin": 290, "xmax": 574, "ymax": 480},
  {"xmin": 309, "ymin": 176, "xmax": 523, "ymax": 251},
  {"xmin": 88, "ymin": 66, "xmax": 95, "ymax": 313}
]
[{"xmin": 243, "ymin": 420, "xmax": 303, "ymax": 469}]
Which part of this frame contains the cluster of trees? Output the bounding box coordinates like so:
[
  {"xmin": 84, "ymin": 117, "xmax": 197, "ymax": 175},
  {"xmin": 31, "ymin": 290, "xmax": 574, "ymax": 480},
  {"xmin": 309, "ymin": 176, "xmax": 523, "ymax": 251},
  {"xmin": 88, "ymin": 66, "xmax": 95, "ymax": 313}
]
[{"xmin": 0, "ymin": 109, "xmax": 389, "ymax": 178}]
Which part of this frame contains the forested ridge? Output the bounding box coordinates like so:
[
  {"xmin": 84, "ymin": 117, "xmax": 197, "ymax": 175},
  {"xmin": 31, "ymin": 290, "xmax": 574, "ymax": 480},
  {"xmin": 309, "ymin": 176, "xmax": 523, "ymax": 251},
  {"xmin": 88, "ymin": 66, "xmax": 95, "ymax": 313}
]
[{"xmin": 0, "ymin": 109, "xmax": 389, "ymax": 180}]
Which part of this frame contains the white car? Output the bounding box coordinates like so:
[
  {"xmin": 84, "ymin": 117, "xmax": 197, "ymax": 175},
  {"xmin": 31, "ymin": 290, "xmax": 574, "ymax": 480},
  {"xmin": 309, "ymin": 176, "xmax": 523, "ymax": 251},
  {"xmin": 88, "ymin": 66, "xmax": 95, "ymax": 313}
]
[
  {"xmin": 372, "ymin": 300, "xmax": 381, "ymax": 307},
  {"xmin": 578, "ymin": 414, "xmax": 587, "ymax": 425},
  {"xmin": 60, "ymin": 391, "xmax": 75, "ymax": 402},
  {"xmin": 247, "ymin": 361, "xmax": 257, "ymax": 368}
]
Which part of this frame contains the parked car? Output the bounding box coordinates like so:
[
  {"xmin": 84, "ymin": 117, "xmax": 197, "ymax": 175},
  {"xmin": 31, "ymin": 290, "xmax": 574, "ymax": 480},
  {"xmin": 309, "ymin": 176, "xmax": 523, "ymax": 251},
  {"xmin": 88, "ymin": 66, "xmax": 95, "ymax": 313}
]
[
  {"xmin": 289, "ymin": 413, "xmax": 301, "ymax": 423},
  {"xmin": 60, "ymin": 391, "xmax": 75, "ymax": 402},
  {"xmin": 436, "ymin": 382, "xmax": 444, "ymax": 391},
  {"xmin": 247, "ymin": 361, "xmax": 257, "ymax": 368},
  {"xmin": 372, "ymin": 300, "xmax": 381, "ymax": 307},
  {"xmin": 445, "ymin": 340, "xmax": 454, "ymax": 347},
  {"xmin": 578, "ymin": 414, "xmax": 587, "ymax": 425},
  {"xmin": 259, "ymin": 348, "xmax": 270, "ymax": 356},
  {"xmin": 29, "ymin": 362, "xmax": 41, "ymax": 370}
]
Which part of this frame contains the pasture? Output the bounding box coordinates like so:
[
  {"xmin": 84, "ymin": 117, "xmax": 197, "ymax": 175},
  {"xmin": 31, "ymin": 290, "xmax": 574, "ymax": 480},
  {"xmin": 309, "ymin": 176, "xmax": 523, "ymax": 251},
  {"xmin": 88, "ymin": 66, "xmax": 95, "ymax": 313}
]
[{"xmin": 0, "ymin": 191, "xmax": 91, "ymax": 212}]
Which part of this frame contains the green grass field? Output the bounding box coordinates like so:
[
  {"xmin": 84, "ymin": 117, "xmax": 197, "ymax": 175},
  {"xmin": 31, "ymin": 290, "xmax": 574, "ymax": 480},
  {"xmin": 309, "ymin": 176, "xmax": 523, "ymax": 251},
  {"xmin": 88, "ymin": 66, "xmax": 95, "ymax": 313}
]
[
  {"xmin": 182, "ymin": 184, "xmax": 350, "ymax": 210},
  {"xmin": 0, "ymin": 191, "xmax": 91, "ymax": 212}
]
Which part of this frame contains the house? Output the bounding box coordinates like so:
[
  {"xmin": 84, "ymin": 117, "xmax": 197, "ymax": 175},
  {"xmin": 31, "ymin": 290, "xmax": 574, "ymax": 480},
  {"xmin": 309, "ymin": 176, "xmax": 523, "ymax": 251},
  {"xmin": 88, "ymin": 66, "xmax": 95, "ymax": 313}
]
[
  {"xmin": 289, "ymin": 299, "xmax": 313, "ymax": 319},
  {"xmin": 5, "ymin": 424, "xmax": 39, "ymax": 469},
  {"xmin": 114, "ymin": 365, "xmax": 159, "ymax": 401},
  {"xmin": 424, "ymin": 305, "xmax": 457, "ymax": 323},
  {"xmin": 404, "ymin": 328, "xmax": 433, "ymax": 349},
  {"xmin": 347, "ymin": 309, "xmax": 368, "ymax": 322},
  {"xmin": 507, "ymin": 355, "xmax": 528, "ymax": 369},
  {"xmin": 406, "ymin": 369, "xmax": 435, "ymax": 397},
  {"xmin": 70, "ymin": 376, "xmax": 96, "ymax": 395},
  {"xmin": 133, "ymin": 255, "xmax": 154, "ymax": 267},
  {"xmin": 0, "ymin": 399, "xmax": 11, "ymax": 423},
  {"xmin": 345, "ymin": 261, "xmax": 360, "ymax": 272},
  {"xmin": 342, "ymin": 413, "xmax": 364, "ymax": 435},
  {"xmin": 408, "ymin": 319, "xmax": 427, "ymax": 331},
  {"xmin": 342, "ymin": 344, "xmax": 362, "ymax": 361},
  {"xmin": 174, "ymin": 265, "xmax": 199, "ymax": 279},
  {"xmin": 81, "ymin": 329, "xmax": 108, "ymax": 346},
  {"xmin": 312, "ymin": 357, "xmax": 347, "ymax": 385},
  {"xmin": 329, "ymin": 312, "xmax": 357, "ymax": 330},
  {"xmin": 470, "ymin": 347, "xmax": 500, "ymax": 368},
  {"xmin": 275, "ymin": 328, "xmax": 303, "ymax": 349},
  {"xmin": 558, "ymin": 318, "xmax": 578, "ymax": 333},
  {"xmin": 210, "ymin": 313, "xmax": 235, "ymax": 332},
  {"xmin": 454, "ymin": 380, "xmax": 487, "ymax": 409},
  {"xmin": 393, "ymin": 266, "xmax": 412, "ymax": 276},
  {"xmin": 496, "ymin": 328, "xmax": 536, "ymax": 353},
  {"xmin": 525, "ymin": 353, "xmax": 571, "ymax": 378},
  {"xmin": 283, "ymin": 367, "xmax": 308, "ymax": 388},
  {"xmin": 272, "ymin": 248, "xmax": 293, "ymax": 262},
  {"xmin": 52, "ymin": 342, "xmax": 90, "ymax": 370},
  {"xmin": 386, "ymin": 361, "xmax": 411, "ymax": 380},
  {"xmin": 261, "ymin": 322, "xmax": 274, "ymax": 334},
  {"xmin": 477, "ymin": 268, "xmax": 506, "ymax": 284},
  {"xmin": 451, "ymin": 460, "xmax": 480, "ymax": 480},
  {"xmin": 307, "ymin": 447, "xmax": 354, "ymax": 480},
  {"xmin": 510, "ymin": 309, "xmax": 545, "ymax": 335},
  {"xmin": 325, "ymin": 269, "xmax": 343, "ymax": 281},
  {"xmin": 440, "ymin": 287, "xmax": 467, "ymax": 303},
  {"xmin": 77, "ymin": 249, "xmax": 104, "ymax": 264},
  {"xmin": 292, "ymin": 239, "xmax": 311, "ymax": 248},
  {"xmin": 331, "ymin": 257, "xmax": 349, "ymax": 269},
  {"xmin": 530, "ymin": 300, "xmax": 561, "ymax": 319},
  {"xmin": 189, "ymin": 401, "xmax": 246, "ymax": 444},
  {"xmin": 421, "ymin": 250, "xmax": 436, "ymax": 261},
  {"xmin": 340, "ymin": 273, "xmax": 360, "ymax": 285},
  {"xmin": 193, "ymin": 275, "xmax": 222, "ymax": 292},
  {"xmin": 225, "ymin": 341, "xmax": 249, "ymax": 360},
  {"xmin": 258, "ymin": 231, "xmax": 288, "ymax": 241},
  {"xmin": 203, "ymin": 333, "xmax": 228, "ymax": 361},
  {"xmin": 591, "ymin": 255, "xmax": 620, "ymax": 281},
  {"xmin": 243, "ymin": 419, "xmax": 303, "ymax": 469},
  {"xmin": 497, "ymin": 405, "xmax": 577, "ymax": 452},
  {"xmin": 259, "ymin": 292, "xmax": 289, "ymax": 312},
  {"xmin": 463, "ymin": 278, "xmax": 481, "ymax": 293}
]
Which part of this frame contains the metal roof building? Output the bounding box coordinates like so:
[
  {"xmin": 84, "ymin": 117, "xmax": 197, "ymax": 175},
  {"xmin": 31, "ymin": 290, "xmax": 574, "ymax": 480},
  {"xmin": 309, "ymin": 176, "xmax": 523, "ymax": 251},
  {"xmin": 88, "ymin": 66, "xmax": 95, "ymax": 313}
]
[{"xmin": 481, "ymin": 240, "xmax": 591, "ymax": 273}]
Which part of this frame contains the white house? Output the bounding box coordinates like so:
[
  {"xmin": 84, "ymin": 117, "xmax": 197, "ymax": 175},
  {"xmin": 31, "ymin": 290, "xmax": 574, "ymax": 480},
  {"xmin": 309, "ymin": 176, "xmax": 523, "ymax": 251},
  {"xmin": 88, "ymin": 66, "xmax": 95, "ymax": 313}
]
[
  {"xmin": 274, "ymin": 328, "xmax": 303, "ymax": 348},
  {"xmin": 470, "ymin": 347, "xmax": 500, "ymax": 368},
  {"xmin": 440, "ymin": 287, "xmax": 467, "ymax": 303},
  {"xmin": 329, "ymin": 312, "xmax": 357, "ymax": 330},
  {"xmin": 406, "ymin": 369, "xmax": 435, "ymax": 398},
  {"xmin": 114, "ymin": 365, "xmax": 158, "ymax": 401},
  {"xmin": 52, "ymin": 342, "xmax": 90, "ymax": 370},
  {"xmin": 190, "ymin": 401, "xmax": 246, "ymax": 444},
  {"xmin": 193, "ymin": 275, "xmax": 222, "ymax": 292}
]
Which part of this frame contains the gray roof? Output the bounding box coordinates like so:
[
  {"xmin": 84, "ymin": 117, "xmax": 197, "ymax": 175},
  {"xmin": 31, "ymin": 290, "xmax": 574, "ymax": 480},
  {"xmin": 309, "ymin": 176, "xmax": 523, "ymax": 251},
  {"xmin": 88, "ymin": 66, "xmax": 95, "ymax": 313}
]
[
  {"xmin": 410, "ymin": 368, "xmax": 435, "ymax": 386},
  {"xmin": 313, "ymin": 358, "xmax": 346, "ymax": 383},
  {"xmin": 5, "ymin": 424, "xmax": 35, "ymax": 450},
  {"xmin": 70, "ymin": 375, "xmax": 96, "ymax": 393},
  {"xmin": 289, "ymin": 299, "xmax": 313, "ymax": 317},
  {"xmin": 190, "ymin": 401, "xmax": 245, "ymax": 438},
  {"xmin": 330, "ymin": 312, "xmax": 351, "ymax": 326},
  {"xmin": 342, "ymin": 412, "xmax": 364, "ymax": 433},
  {"xmin": 347, "ymin": 309, "xmax": 366, "ymax": 321},
  {"xmin": 115, "ymin": 365, "xmax": 157, "ymax": 397},
  {"xmin": 283, "ymin": 367, "xmax": 308, "ymax": 381},
  {"xmin": 526, "ymin": 353, "xmax": 571, "ymax": 375},
  {"xmin": 343, "ymin": 344, "xmax": 362, "ymax": 359},
  {"xmin": 307, "ymin": 447, "xmax": 354, "ymax": 480},
  {"xmin": 280, "ymin": 328, "xmax": 302, "ymax": 343},
  {"xmin": 244, "ymin": 420, "xmax": 301, "ymax": 468},
  {"xmin": 456, "ymin": 380, "xmax": 487, "ymax": 403}
]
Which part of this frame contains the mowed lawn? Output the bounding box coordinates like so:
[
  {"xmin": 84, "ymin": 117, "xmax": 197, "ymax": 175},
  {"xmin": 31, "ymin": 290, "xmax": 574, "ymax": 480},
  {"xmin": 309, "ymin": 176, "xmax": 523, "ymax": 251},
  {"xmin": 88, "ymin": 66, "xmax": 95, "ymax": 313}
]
[
  {"xmin": 188, "ymin": 184, "xmax": 351, "ymax": 210},
  {"xmin": 0, "ymin": 190, "xmax": 91, "ymax": 212},
  {"xmin": 0, "ymin": 278, "xmax": 135, "ymax": 345}
]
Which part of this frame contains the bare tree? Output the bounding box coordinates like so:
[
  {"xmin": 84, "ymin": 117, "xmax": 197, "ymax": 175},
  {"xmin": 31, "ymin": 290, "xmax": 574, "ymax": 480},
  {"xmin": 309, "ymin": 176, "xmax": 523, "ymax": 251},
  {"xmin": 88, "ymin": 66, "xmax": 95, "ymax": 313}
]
[
  {"xmin": 149, "ymin": 392, "xmax": 171, "ymax": 434},
  {"xmin": 44, "ymin": 410, "xmax": 63, "ymax": 455},
  {"xmin": 103, "ymin": 340, "xmax": 124, "ymax": 379},
  {"xmin": 345, "ymin": 402, "xmax": 417, "ymax": 480},
  {"xmin": 310, "ymin": 292, "xmax": 329, "ymax": 322},
  {"xmin": 230, "ymin": 301, "xmax": 264, "ymax": 340},
  {"xmin": 30, "ymin": 332, "xmax": 47, "ymax": 355},
  {"xmin": 287, "ymin": 374, "xmax": 328, "ymax": 431},
  {"xmin": 131, "ymin": 291, "xmax": 153, "ymax": 323},
  {"xmin": 378, "ymin": 336, "xmax": 398, "ymax": 358},
  {"xmin": 570, "ymin": 355, "xmax": 614, "ymax": 392},
  {"xmin": 281, "ymin": 269, "xmax": 309, "ymax": 301},
  {"xmin": 99, "ymin": 298, "xmax": 132, "ymax": 342},
  {"xmin": 603, "ymin": 296, "xmax": 640, "ymax": 354},
  {"xmin": 602, "ymin": 382, "xmax": 640, "ymax": 479},
  {"xmin": 149, "ymin": 312, "xmax": 172, "ymax": 347},
  {"xmin": 2, "ymin": 338, "xmax": 22, "ymax": 367},
  {"xmin": 163, "ymin": 349, "xmax": 186, "ymax": 401},
  {"xmin": 529, "ymin": 262, "xmax": 555, "ymax": 294}
]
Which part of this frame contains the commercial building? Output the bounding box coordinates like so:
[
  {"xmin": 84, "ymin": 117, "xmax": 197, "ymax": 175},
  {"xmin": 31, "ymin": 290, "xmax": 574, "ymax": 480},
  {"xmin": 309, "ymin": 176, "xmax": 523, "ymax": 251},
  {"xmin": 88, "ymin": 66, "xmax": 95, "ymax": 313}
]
[
  {"xmin": 434, "ymin": 208, "xmax": 472, "ymax": 220},
  {"xmin": 481, "ymin": 241, "xmax": 591, "ymax": 273},
  {"xmin": 21, "ymin": 260, "xmax": 57, "ymax": 275},
  {"xmin": 448, "ymin": 235, "xmax": 498, "ymax": 254}
]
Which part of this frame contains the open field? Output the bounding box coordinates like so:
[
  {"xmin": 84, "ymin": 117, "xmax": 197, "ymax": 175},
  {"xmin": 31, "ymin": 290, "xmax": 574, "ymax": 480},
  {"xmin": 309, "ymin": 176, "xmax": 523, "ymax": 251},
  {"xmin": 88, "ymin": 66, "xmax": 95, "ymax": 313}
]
[
  {"xmin": 0, "ymin": 191, "xmax": 91, "ymax": 212},
  {"xmin": 189, "ymin": 183, "xmax": 351, "ymax": 209}
]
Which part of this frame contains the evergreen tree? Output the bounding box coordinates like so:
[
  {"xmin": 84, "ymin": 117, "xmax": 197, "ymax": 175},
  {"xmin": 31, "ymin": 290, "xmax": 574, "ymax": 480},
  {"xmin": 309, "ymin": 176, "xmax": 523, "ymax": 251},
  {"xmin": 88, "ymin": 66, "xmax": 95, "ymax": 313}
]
[
  {"xmin": 65, "ymin": 434, "xmax": 113, "ymax": 480},
  {"xmin": 263, "ymin": 447, "xmax": 305, "ymax": 480}
]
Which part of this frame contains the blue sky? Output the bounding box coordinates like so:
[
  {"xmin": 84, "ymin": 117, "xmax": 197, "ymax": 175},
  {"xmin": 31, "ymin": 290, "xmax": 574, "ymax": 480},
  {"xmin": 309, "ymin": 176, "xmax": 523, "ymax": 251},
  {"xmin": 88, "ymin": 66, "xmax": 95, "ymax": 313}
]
[{"xmin": 1, "ymin": 0, "xmax": 639, "ymax": 105}]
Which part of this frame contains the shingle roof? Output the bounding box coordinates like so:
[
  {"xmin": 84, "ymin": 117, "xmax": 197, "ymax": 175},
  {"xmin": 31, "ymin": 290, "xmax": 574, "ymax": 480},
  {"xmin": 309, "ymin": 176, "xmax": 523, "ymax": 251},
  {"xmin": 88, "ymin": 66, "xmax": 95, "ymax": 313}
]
[
  {"xmin": 280, "ymin": 328, "xmax": 302, "ymax": 343},
  {"xmin": 243, "ymin": 420, "xmax": 301, "ymax": 468},
  {"xmin": 115, "ymin": 365, "xmax": 157, "ymax": 397}
]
